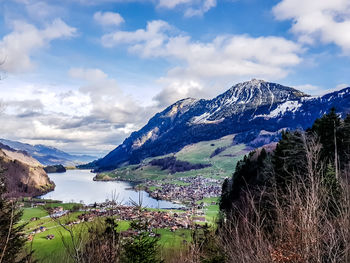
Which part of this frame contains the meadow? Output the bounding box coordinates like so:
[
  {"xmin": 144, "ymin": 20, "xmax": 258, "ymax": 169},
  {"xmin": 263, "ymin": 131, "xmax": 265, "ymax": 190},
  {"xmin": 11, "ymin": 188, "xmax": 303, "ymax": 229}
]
[
  {"xmin": 97, "ymin": 135, "xmax": 249, "ymax": 184},
  {"xmin": 21, "ymin": 204, "xmax": 212, "ymax": 262}
]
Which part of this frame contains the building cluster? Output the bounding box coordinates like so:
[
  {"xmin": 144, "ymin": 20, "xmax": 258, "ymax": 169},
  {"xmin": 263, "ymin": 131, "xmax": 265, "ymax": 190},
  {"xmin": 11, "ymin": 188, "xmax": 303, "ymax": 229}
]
[
  {"xmin": 48, "ymin": 206, "xmax": 69, "ymax": 218},
  {"xmin": 31, "ymin": 226, "xmax": 47, "ymax": 235},
  {"xmin": 146, "ymin": 176, "xmax": 221, "ymax": 203},
  {"xmin": 75, "ymin": 206, "xmax": 196, "ymax": 230}
]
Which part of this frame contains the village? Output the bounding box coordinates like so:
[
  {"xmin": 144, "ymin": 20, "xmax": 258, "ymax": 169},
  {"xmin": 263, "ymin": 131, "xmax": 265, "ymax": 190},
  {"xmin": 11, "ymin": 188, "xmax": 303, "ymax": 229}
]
[
  {"xmin": 26, "ymin": 200, "xmax": 211, "ymax": 241},
  {"xmin": 144, "ymin": 176, "xmax": 222, "ymax": 204}
]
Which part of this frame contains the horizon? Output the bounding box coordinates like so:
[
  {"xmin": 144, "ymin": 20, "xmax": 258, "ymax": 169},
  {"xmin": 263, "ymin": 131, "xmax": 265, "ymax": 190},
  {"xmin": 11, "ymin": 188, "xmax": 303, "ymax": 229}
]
[{"xmin": 1, "ymin": 0, "xmax": 350, "ymax": 155}]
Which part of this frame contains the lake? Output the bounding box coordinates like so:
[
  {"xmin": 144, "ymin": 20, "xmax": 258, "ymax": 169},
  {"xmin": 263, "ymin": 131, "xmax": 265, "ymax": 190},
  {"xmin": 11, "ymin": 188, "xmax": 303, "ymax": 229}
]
[{"xmin": 39, "ymin": 169, "xmax": 182, "ymax": 209}]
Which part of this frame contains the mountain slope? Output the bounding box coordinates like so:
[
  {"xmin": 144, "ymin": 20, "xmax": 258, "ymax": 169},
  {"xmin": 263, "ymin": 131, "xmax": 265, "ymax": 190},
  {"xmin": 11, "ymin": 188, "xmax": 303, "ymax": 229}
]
[
  {"xmin": 0, "ymin": 143, "xmax": 55, "ymax": 197},
  {"xmin": 0, "ymin": 139, "xmax": 96, "ymax": 166},
  {"xmin": 95, "ymin": 79, "xmax": 350, "ymax": 171}
]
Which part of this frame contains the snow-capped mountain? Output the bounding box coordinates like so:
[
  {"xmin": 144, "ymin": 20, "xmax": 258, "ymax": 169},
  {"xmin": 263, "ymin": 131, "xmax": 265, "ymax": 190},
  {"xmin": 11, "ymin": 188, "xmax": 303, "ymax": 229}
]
[{"xmin": 94, "ymin": 79, "xmax": 350, "ymax": 171}]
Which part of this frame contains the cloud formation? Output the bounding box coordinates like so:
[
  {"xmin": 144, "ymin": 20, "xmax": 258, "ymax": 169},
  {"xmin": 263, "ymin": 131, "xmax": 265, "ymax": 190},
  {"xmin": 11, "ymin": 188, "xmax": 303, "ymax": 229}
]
[
  {"xmin": 102, "ymin": 20, "xmax": 303, "ymax": 105},
  {"xmin": 69, "ymin": 67, "xmax": 150, "ymax": 125},
  {"xmin": 273, "ymin": 0, "xmax": 350, "ymax": 54},
  {"xmin": 0, "ymin": 19, "xmax": 76, "ymax": 73},
  {"xmin": 0, "ymin": 69, "xmax": 158, "ymax": 155},
  {"xmin": 94, "ymin": 11, "xmax": 124, "ymax": 27},
  {"xmin": 158, "ymin": 0, "xmax": 216, "ymax": 16}
]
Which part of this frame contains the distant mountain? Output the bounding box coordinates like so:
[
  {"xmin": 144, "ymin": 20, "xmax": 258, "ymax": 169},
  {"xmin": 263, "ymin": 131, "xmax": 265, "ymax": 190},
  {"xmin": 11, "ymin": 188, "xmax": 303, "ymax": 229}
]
[
  {"xmin": 0, "ymin": 143, "xmax": 55, "ymax": 197},
  {"xmin": 0, "ymin": 139, "xmax": 96, "ymax": 166},
  {"xmin": 94, "ymin": 79, "xmax": 350, "ymax": 171}
]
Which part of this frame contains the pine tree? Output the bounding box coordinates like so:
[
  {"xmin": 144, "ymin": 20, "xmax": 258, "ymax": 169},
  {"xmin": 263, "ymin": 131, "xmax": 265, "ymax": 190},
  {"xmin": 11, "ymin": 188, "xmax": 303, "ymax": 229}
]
[
  {"xmin": 121, "ymin": 220, "xmax": 163, "ymax": 263},
  {"xmin": 311, "ymin": 107, "xmax": 341, "ymax": 166},
  {"xmin": 273, "ymin": 130, "xmax": 307, "ymax": 186},
  {"xmin": 339, "ymin": 114, "xmax": 350, "ymax": 166},
  {"xmin": 219, "ymin": 178, "xmax": 232, "ymax": 212},
  {"xmin": 322, "ymin": 162, "xmax": 341, "ymax": 216},
  {"xmin": 0, "ymin": 166, "xmax": 27, "ymax": 263}
]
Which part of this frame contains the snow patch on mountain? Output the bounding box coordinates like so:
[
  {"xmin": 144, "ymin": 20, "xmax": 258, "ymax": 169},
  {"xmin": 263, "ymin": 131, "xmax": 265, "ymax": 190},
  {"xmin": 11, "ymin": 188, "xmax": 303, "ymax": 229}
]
[
  {"xmin": 254, "ymin": 101, "xmax": 302, "ymax": 119},
  {"xmin": 191, "ymin": 112, "xmax": 224, "ymax": 124}
]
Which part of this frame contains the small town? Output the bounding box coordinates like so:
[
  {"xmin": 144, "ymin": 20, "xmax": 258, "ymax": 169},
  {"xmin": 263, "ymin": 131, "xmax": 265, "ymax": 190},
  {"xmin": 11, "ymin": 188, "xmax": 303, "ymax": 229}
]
[
  {"xmin": 144, "ymin": 176, "xmax": 222, "ymax": 203},
  {"xmin": 25, "ymin": 200, "xmax": 210, "ymax": 243}
]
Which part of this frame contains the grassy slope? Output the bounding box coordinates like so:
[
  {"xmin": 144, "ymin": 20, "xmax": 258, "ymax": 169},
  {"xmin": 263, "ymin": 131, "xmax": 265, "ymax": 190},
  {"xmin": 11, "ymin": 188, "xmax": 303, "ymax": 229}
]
[
  {"xmin": 22, "ymin": 207, "xmax": 193, "ymax": 262},
  {"xmin": 21, "ymin": 207, "xmax": 48, "ymax": 222},
  {"xmin": 196, "ymin": 197, "xmax": 220, "ymax": 224},
  {"xmin": 98, "ymin": 134, "xmax": 249, "ymax": 182}
]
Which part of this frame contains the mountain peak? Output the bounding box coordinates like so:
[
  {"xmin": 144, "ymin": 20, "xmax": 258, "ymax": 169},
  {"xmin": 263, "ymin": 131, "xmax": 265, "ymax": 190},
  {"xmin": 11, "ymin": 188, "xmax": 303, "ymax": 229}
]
[
  {"xmin": 216, "ymin": 80, "xmax": 307, "ymax": 108},
  {"xmin": 94, "ymin": 80, "xmax": 350, "ymax": 171},
  {"xmin": 248, "ymin": 78, "xmax": 266, "ymax": 84}
]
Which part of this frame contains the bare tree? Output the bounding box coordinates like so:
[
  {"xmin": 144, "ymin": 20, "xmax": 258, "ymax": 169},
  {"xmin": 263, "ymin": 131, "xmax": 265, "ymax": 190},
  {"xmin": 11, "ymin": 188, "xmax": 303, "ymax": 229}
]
[{"xmin": 216, "ymin": 133, "xmax": 350, "ymax": 263}]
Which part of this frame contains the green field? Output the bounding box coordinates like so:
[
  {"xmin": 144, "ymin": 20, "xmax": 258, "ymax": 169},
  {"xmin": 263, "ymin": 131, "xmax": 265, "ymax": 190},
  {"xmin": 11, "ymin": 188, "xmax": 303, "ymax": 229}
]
[
  {"xmin": 21, "ymin": 207, "xmax": 195, "ymax": 262},
  {"xmin": 20, "ymin": 207, "xmax": 48, "ymax": 222},
  {"xmin": 97, "ymin": 134, "xmax": 249, "ymax": 183}
]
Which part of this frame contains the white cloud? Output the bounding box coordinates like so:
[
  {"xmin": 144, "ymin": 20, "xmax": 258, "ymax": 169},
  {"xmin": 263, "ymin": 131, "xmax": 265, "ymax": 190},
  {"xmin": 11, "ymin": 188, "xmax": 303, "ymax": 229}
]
[
  {"xmin": 0, "ymin": 72, "xmax": 158, "ymax": 155},
  {"xmin": 94, "ymin": 11, "xmax": 124, "ymax": 27},
  {"xmin": 157, "ymin": 0, "xmax": 216, "ymax": 16},
  {"xmin": 157, "ymin": 0, "xmax": 217, "ymax": 16},
  {"xmin": 68, "ymin": 67, "xmax": 155, "ymax": 125},
  {"xmin": 25, "ymin": 1, "xmax": 65, "ymax": 20},
  {"xmin": 184, "ymin": 0, "xmax": 216, "ymax": 17},
  {"xmin": 0, "ymin": 19, "xmax": 76, "ymax": 73},
  {"xmin": 273, "ymin": 0, "xmax": 350, "ymax": 54},
  {"xmin": 102, "ymin": 20, "xmax": 172, "ymax": 56},
  {"xmin": 101, "ymin": 20, "xmax": 303, "ymax": 105}
]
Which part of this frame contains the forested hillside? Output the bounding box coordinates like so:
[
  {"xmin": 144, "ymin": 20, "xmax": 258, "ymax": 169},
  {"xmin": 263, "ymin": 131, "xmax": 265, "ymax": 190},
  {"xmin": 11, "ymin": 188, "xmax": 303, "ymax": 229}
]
[{"xmin": 217, "ymin": 108, "xmax": 350, "ymax": 262}]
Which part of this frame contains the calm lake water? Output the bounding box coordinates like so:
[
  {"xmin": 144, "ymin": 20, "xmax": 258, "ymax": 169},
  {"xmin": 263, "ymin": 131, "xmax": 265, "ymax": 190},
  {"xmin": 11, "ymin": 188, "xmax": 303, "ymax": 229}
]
[{"xmin": 39, "ymin": 169, "xmax": 182, "ymax": 209}]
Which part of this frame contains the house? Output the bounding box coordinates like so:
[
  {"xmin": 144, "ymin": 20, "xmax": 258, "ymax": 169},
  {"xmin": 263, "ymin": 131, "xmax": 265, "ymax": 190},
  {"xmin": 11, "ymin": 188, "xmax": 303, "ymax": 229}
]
[{"xmin": 46, "ymin": 234, "xmax": 55, "ymax": 240}]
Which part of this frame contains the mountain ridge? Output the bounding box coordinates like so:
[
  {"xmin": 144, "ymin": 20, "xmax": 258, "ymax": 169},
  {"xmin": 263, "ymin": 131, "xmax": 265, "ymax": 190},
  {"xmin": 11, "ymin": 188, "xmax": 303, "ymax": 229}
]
[
  {"xmin": 93, "ymin": 79, "xmax": 350, "ymax": 171},
  {"xmin": 0, "ymin": 139, "xmax": 97, "ymax": 166}
]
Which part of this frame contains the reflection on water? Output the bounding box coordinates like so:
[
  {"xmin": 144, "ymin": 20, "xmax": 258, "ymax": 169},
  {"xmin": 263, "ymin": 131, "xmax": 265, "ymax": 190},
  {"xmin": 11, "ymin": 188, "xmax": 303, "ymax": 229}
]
[{"xmin": 39, "ymin": 169, "xmax": 182, "ymax": 209}]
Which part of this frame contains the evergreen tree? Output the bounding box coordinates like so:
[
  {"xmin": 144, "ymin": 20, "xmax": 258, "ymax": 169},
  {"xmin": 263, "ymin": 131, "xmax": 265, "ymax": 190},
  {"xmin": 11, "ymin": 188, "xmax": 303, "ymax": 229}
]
[
  {"xmin": 121, "ymin": 220, "xmax": 163, "ymax": 263},
  {"xmin": 322, "ymin": 162, "xmax": 341, "ymax": 216},
  {"xmin": 0, "ymin": 166, "xmax": 28, "ymax": 263},
  {"xmin": 272, "ymin": 130, "xmax": 307, "ymax": 187},
  {"xmin": 311, "ymin": 107, "xmax": 341, "ymax": 165},
  {"xmin": 219, "ymin": 178, "xmax": 231, "ymax": 212},
  {"xmin": 339, "ymin": 114, "xmax": 350, "ymax": 166}
]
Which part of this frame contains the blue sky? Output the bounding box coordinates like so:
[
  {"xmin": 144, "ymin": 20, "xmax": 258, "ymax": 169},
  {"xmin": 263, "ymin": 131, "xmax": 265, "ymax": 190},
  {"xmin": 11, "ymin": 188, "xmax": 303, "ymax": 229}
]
[{"xmin": 0, "ymin": 0, "xmax": 350, "ymax": 155}]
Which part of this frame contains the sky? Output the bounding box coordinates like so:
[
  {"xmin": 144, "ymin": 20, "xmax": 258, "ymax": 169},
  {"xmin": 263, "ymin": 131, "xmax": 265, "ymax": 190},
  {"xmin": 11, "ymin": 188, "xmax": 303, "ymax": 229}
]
[{"xmin": 0, "ymin": 0, "xmax": 350, "ymax": 156}]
